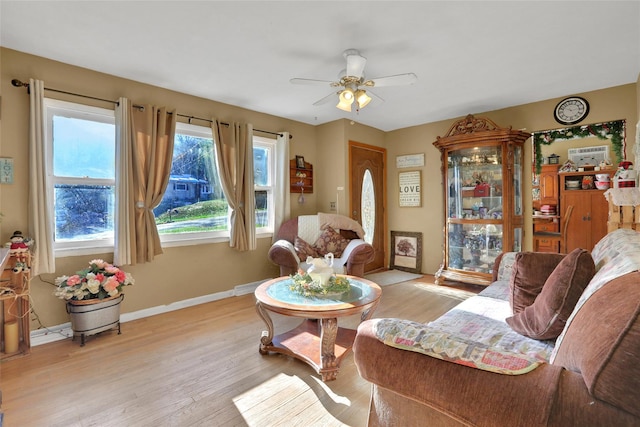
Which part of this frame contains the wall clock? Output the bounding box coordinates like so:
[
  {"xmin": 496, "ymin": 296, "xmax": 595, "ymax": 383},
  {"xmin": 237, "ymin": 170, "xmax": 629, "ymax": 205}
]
[{"xmin": 554, "ymin": 96, "xmax": 589, "ymax": 125}]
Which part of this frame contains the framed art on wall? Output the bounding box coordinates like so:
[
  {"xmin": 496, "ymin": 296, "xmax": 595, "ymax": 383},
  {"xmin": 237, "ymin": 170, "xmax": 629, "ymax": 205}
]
[
  {"xmin": 389, "ymin": 231, "xmax": 423, "ymax": 273},
  {"xmin": 398, "ymin": 171, "xmax": 421, "ymax": 207}
]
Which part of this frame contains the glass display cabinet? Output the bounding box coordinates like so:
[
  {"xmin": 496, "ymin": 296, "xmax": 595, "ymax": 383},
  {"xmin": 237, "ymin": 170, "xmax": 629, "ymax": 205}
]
[{"xmin": 433, "ymin": 115, "xmax": 530, "ymax": 286}]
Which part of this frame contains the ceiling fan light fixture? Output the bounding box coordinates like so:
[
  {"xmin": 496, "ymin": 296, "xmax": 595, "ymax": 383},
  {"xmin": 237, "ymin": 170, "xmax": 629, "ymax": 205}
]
[
  {"xmin": 337, "ymin": 88, "xmax": 354, "ymax": 111},
  {"xmin": 355, "ymin": 89, "xmax": 371, "ymax": 109},
  {"xmin": 339, "ymin": 88, "xmax": 354, "ymax": 103}
]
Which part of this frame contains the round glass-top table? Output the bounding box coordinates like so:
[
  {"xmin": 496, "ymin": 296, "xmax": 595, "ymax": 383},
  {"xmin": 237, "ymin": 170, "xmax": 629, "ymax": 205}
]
[{"xmin": 255, "ymin": 275, "xmax": 381, "ymax": 381}]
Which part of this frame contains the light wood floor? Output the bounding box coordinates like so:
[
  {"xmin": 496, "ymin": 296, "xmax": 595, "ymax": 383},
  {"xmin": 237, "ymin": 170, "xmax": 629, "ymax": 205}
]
[{"xmin": 0, "ymin": 275, "xmax": 479, "ymax": 427}]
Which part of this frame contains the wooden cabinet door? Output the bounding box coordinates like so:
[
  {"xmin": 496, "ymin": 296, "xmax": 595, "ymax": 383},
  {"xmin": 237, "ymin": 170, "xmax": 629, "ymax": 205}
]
[
  {"xmin": 590, "ymin": 192, "xmax": 610, "ymax": 247},
  {"xmin": 564, "ymin": 192, "xmax": 591, "ymax": 252},
  {"xmin": 539, "ymin": 165, "xmax": 559, "ymax": 205},
  {"xmin": 564, "ymin": 191, "xmax": 610, "ymax": 252}
]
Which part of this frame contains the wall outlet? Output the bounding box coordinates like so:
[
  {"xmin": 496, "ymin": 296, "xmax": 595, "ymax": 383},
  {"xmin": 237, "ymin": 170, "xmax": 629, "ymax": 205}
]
[{"xmin": 329, "ymin": 202, "xmax": 336, "ymax": 211}]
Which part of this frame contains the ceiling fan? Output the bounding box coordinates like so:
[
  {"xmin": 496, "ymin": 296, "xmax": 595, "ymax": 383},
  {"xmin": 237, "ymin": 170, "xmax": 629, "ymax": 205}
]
[{"xmin": 290, "ymin": 49, "xmax": 418, "ymax": 112}]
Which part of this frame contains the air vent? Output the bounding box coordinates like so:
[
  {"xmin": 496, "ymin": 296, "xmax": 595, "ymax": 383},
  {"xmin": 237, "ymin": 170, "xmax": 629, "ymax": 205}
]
[{"xmin": 568, "ymin": 145, "xmax": 609, "ymax": 166}]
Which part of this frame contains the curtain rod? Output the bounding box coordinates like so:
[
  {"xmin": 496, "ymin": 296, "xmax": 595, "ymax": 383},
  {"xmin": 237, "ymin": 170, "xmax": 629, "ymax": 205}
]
[{"xmin": 11, "ymin": 79, "xmax": 292, "ymax": 139}]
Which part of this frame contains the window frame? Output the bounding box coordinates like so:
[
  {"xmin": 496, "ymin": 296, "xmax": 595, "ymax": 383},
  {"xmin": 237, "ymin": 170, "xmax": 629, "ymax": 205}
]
[
  {"xmin": 253, "ymin": 135, "xmax": 276, "ymax": 235},
  {"xmin": 45, "ymin": 98, "xmax": 116, "ymax": 256}
]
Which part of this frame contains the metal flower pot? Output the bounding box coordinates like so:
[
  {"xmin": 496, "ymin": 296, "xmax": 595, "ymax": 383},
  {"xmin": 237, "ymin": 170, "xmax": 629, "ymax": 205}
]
[{"xmin": 66, "ymin": 294, "xmax": 124, "ymax": 346}]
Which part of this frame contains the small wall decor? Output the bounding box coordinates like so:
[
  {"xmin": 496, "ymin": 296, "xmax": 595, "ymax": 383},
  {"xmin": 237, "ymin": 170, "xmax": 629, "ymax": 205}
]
[
  {"xmin": 295, "ymin": 155, "xmax": 306, "ymax": 169},
  {"xmin": 396, "ymin": 153, "xmax": 425, "ymax": 169},
  {"xmin": 0, "ymin": 158, "xmax": 14, "ymax": 184},
  {"xmin": 398, "ymin": 171, "xmax": 421, "ymax": 207},
  {"xmin": 390, "ymin": 231, "xmax": 422, "ymax": 273}
]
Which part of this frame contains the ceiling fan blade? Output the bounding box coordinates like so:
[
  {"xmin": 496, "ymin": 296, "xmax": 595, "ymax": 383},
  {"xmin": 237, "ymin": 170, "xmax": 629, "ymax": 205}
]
[
  {"xmin": 345, "ymin": 50, "xmax": 367, "ymax": 78},
  {"xmin": 367, "ymin": 90, "xmax": 385, "ymax": 104},
  {"xmin": 313, "ymin": 92, "xmax": 338, "ymax": 106},
  {"xmin": 367, "ymin": 73, "xmax": 418, "ymax": 87},
  {"xmin": 290, "ymin": 78, "xmax": 335, "ymax": 86}
]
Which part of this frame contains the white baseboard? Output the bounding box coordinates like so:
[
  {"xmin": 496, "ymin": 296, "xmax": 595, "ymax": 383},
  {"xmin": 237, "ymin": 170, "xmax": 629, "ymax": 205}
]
[{"xmin": 30, "ymin": 279, "xmax": 270, "ymax": 347}]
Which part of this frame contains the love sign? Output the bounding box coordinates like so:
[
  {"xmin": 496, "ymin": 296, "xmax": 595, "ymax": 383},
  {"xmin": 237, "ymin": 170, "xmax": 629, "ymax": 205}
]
[{"xmin": 399, "ymin": 171, "xmax": 421, "ymax": 207}]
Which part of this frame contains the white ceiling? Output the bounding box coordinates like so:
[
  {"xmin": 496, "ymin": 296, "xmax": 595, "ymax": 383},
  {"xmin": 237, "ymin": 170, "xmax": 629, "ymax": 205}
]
[{"xmin": 2, "ymin": 1, "xmax": 639, "ymax": 132}]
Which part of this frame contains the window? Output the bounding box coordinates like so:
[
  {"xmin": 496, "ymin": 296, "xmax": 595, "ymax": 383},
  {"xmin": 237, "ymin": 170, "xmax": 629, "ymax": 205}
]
[
  {"xmin": 253, "ymin": 136, "xmax": 275, "ymax": 232},
  {"xmin": 45, "ymin": 99, "xmax": 116, "ymax": 251},
  {"xmin": 45, "ymin": 100, "xmax": 276, "ymax": 253},
  {"xmin": 156, "ymin": 124, "xmax": 275, "ymax": 245}
]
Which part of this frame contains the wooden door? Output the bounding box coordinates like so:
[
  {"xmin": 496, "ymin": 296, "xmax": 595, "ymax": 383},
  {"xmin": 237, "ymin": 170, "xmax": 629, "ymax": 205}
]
[
  {"xmin": 539, "ymin": 165, "xmax": 559, "ymax": 205},
  {"xmin": 589, "ymin": 192, "xmax": 610, "ymax": 247},
  {"xmin": 349, "ymin": 142, "xmax": 386, "ymax": 272},
  {"xmin": 564, "ymin": 192, "xmax": 591, "ymax": 252},
  {"xmin": 564, "ymin": 191, "xmax": 609, "ymax": 252}
]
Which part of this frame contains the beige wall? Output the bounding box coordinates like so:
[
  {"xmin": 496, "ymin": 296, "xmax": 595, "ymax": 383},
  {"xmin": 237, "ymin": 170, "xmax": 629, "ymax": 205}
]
[
  {"xmin": 0, "ymin": 48, "xmax": 319, "ymax": 327},
  {"xmin": 1, "ymin": 47, "xmax": 638, "ymax": 329},
  {"xmin": 385, "ymin": 83, "xmax": 638, "ymax": 274}
]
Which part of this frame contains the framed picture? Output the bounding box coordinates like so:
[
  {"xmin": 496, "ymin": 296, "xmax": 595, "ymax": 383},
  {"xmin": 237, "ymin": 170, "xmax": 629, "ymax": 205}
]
[
  {"xmin": 398, "ymin": 171, "xmax": 421, "ymax": 207},
  {"xmin": 390, "ymin": 231, "xmax": 423, "ymax": 273},
  {"xmin": 295, "ymin": 155, "xmax": 306, "ymax": 169}
]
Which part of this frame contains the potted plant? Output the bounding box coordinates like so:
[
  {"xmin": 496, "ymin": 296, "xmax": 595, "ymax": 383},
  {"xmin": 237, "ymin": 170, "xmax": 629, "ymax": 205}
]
[{"xmin": 54, "ymin": 259, "xmax": 134, "ymax": 346}]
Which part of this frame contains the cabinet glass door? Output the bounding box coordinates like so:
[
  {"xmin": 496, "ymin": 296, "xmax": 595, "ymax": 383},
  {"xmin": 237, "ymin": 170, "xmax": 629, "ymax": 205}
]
[{"xmin": 446, "ymin": 145, "xmax": 504, "ymax": 273}]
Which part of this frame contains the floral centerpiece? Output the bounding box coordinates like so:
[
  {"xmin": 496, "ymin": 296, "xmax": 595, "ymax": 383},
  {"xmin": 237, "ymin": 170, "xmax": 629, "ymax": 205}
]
[
  {"xmin": 54, "ymin": 259, "xmax": 134, "ymax": 301},
  {"xmin": 289, "ymin": 271, "xmax": 350, "ymax": 297}
]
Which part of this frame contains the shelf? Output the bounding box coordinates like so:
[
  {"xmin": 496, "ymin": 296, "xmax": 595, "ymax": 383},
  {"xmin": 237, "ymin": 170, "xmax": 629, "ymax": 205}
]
[
  {"xmin": 1, "ymin": 250, "xmax": 31, "ymax": 361},
  {"xmin": 290, "ymin": 159, "xmax": 313, "ymax": 193}
]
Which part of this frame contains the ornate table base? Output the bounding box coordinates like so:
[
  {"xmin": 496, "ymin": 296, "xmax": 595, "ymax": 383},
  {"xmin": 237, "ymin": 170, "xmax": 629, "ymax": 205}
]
[{"xmin": 254, "ymin": 275, "xmax": 381, "ymax": 382}]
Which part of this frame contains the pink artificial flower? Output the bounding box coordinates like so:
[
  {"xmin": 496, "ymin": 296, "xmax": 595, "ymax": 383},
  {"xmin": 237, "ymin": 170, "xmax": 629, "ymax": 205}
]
[
  {"xmin": 103, "ymin": 276, "xmax": 119, "ymax": 293},
  {"xmin": 96, "ymin": 273, "xmax": 105, "ymax": 282},
  {"xmin": 66, "ymin": 275, "xmax": 82, "ymax": 286},
  {"xmin": 114, "ymin": 270, "xmax": 126, "ymax": 283},
  {"xmin": 90, "ymin": 259, "xmax": 108, "ymax": 269},
  {"xmin": 105, "ymin": 265, "xmax": 119, "ymax": 274}
]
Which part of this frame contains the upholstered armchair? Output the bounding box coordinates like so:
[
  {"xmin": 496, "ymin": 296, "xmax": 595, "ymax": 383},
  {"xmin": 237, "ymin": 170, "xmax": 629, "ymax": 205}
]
[{"xmin": 268, "ymin": 213, "xmax": 375, "ymax": 278}]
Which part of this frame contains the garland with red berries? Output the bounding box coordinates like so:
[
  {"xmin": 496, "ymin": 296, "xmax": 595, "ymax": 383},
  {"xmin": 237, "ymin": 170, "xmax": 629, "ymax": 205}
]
[{"xmin": 533, "ymin": 120, "xmax": 626, "ymax": 174}]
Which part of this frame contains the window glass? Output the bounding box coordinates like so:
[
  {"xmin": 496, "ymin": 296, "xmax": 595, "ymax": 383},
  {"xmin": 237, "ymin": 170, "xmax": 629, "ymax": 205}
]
[
  {"xmin": 46, "ymin": 99, "xmax": 116, "ymax": 249},
  {"xmin": 253, "ymin": 137, "xmax": 275, "ymax": 231},
  {"xmin": 155, "ymin": 123, "xmax": 228, "ymax": 238}
]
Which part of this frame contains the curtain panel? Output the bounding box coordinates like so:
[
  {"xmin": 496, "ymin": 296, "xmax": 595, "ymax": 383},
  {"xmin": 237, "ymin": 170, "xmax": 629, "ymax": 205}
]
[
  {"xmin": 28, "ymin": 79, "xmax": 55, "ymax": 275},
  {"xmin": 211, "ymin": 120, "xmax": 256, "ymax": 251},
  {"xmin": 272, "ymin": 131, "xmax": 291, "ymax": 241},
  {"xmin": 114, "ymin": 98, "xmax": 135, "ymax": 266},
  {"xmin": 128, "ymin": 105, "xmax": 176, "ymax": 264}
]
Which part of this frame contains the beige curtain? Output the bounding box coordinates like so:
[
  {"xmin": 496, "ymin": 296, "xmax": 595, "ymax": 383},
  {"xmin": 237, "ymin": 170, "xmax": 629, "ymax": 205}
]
[
  {"xmin": 128, "ymin": 105, "xmax": 176, "ymax": 263},
  {"xmin": 272, "ymin": 131, "xmax": 291, "ymax": 242},
  {"xmin": 114, "ymin": 98, "xmax": 136, "ymax": 266},
  {"xmin": 211, "ymin": 120, "xmax": 256, "ymax": 251},
  {"xmin": 28, "ymin": 79, "xmax": 55, "ymax": 275}
]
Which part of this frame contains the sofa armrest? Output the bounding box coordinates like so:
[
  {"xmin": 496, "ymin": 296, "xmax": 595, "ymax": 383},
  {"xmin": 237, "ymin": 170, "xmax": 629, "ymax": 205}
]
[
  {"xmin": 354, "ymin": 319, "xmax": 639, "ymax": 426},
  {"xmin": 268, "ymin": 239, "xmax": 300, "ymax": 276}
]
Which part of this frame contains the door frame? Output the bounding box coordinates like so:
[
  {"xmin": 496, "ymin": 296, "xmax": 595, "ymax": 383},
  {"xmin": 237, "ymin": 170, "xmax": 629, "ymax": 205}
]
[{"xmin": 348, "ymin": 140, "xmax": 387, "ymax": 272}]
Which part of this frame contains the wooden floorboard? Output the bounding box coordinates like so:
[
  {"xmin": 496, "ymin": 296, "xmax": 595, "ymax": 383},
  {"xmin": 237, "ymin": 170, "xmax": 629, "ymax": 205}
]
[{"xmin": 0, "ymin": 274, "xmax": 479, "ymax": 427}]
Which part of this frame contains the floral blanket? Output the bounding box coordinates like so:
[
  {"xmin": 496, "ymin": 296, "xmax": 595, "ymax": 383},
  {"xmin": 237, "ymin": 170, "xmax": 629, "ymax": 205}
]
[
  {"xmin": 375, "ymin": 254, "xmax": 555, "ymax": 375},
  {"xmin": 375, "ymin": 281, "xmax": 555, "ymax": 375}
]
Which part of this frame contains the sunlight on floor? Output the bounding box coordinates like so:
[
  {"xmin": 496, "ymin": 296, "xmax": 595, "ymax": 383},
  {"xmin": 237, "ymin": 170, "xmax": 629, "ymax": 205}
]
[
  {"xmin": 233, "ymin": 372, "xmax": 351, "ymax": 426},
  {"xmin": 411, "ymin": 281, "xmax": 476, "ymax": 301}
]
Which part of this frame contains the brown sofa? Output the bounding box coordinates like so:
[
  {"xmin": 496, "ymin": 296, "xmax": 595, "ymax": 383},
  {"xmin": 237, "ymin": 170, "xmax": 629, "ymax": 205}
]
[
  {"xmin": 354, "ymin": 229, "xmax": 640, "ymax": 426},
  {"xmin": 268, "ymin": 213, "xmax": 374, "ymax": 277}
]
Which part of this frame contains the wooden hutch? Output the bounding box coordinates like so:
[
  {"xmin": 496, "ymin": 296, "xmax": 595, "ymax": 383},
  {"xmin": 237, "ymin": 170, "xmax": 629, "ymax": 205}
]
[{"xmin": 433, "ymin": 115, "xmax": 529, "ymax": 286}]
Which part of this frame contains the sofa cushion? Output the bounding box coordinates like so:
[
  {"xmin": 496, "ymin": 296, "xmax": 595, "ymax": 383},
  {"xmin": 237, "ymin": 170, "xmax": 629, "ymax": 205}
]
[
  {"xmin": 312, "ymin": 225, "xmax": 350, "ymax": 257},
  {"xmin": 509, "ymin": 252, "xmax": 566, "ymax": 314},
  {"xmin": 294, "ymin": 236, "xmax": 319, "ymax": 260},
  {"xmin": 506, "ymin": 248, "xmax": 595, "ymax": 340},
  {"xmin": 552, "ymin": 271, "xmax": 640, "ymax": 418}
]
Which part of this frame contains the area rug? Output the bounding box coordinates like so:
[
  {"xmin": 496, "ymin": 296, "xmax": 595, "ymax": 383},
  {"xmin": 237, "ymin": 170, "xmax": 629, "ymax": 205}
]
[{"xmin": 364, "ymin": 269, "xmax": 423, "ymax": 286}]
